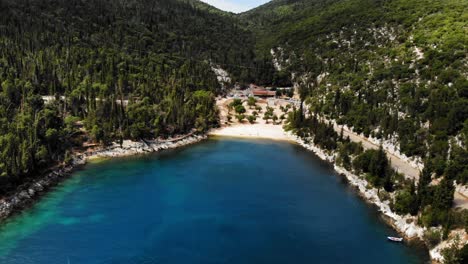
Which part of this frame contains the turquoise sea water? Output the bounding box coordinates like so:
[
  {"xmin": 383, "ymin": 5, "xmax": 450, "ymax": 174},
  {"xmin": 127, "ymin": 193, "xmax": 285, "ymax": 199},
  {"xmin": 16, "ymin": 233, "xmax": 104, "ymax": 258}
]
[{"xmin": 0, "ymin": 138, "xmax": 428, "ymax": 263}]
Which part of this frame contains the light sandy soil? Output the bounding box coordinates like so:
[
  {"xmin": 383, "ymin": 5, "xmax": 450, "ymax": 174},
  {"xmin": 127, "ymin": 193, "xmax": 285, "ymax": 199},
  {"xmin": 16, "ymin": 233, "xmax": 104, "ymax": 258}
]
[
  {"xmin": 210, "ymin": 123, "xmax": 291, "ymax": 141},
  {"xmin": 454, "ymin": 192, "xmax": 468, "ymax": 210},
  {"xmin": 210, "ymin": 97, "xmax": 293, "ymax": 141}
]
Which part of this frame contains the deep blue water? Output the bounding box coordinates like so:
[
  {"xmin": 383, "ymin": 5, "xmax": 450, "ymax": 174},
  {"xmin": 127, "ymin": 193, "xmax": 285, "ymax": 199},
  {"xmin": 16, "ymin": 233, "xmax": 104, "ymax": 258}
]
[{"xmin": 0, "ymin": 138, "xmax": 428, "ymax": 264}]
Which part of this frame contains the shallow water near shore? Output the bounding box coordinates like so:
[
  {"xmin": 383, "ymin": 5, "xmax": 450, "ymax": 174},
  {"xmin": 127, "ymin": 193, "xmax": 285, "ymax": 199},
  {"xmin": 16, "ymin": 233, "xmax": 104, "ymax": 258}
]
[{"xmin": 0, "ymin": 138, "xmax": 428, "ymax": 263}]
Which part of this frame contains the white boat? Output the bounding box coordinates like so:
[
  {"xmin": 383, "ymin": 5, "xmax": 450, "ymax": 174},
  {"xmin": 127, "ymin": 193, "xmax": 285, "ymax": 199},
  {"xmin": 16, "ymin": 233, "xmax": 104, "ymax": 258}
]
[{"xmin": 387, "ymin": 236, "xmax": 403, "ymax": 242}]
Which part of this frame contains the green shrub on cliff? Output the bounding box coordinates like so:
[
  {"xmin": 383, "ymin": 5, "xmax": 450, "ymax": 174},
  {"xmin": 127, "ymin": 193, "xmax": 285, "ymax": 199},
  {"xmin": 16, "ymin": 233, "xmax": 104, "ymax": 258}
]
[
  {"xmin": 352, "ymin": 147, "xmax": 394, "ymax": 192},
  {"xmin": 393, "ymin": 182, "xmax": 419, "ymax": 216},
  {"xmin": 423, "ymin": 229, "xmax": 442, "ymax": 248},
  {"xmin": 442, "ymin": 239, "xmax": 468, "ymax": 264}
]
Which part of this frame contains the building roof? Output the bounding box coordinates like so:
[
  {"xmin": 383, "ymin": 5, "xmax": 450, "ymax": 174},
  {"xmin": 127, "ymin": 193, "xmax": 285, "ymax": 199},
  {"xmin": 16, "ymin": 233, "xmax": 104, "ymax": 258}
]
[{"xmin": 252, "ymin": 89, "xmax": 276, "ymax": 97}]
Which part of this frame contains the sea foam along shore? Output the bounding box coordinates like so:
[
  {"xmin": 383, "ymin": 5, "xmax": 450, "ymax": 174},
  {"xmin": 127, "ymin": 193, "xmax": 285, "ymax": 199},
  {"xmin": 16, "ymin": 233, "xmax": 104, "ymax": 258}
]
[
  {"xmin": 0, "ymin": 134, "xmax": 207, "ymax": 221},
  {"xmin": 288, "ymin": 132, "xmax": 467, "ymax": 263}
]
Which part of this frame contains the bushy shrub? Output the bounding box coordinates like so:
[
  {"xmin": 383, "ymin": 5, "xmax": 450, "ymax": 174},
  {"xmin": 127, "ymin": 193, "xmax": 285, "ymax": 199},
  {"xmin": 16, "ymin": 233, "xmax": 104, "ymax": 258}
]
[{"xmin": 424, "ymin": 229, "xmax": 442, "ymax": 248}]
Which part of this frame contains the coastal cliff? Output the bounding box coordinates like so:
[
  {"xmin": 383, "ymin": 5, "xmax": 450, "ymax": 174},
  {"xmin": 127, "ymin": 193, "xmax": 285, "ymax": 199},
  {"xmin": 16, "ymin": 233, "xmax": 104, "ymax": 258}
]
[{"xmin": 289, "ymin": 132, "xmax": 467, "ymax": 263}]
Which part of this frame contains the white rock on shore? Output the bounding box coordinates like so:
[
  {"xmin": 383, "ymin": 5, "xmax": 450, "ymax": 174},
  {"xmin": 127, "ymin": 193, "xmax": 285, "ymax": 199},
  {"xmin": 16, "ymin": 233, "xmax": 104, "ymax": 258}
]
[
  {"xmin": 0, "ymin": 134, "xmax": 207, "ymax": 221},
  {"xmin": 86, "ymin": 135, "xmax": 207, "ymax": 159},
  {"xmin": 430, "ymin": 229, "xmax": 468, "ymax": 262},
  {"xmin": 290, "ymin": 133, "xmax": 425, "ymax": 236},
  {"xmin": 288, "ymin": 132, "xmax": 468, "ymax": 263},
  {"xmin": 1, "ymin": 128, "xmax": 465, "ymax": 263}
]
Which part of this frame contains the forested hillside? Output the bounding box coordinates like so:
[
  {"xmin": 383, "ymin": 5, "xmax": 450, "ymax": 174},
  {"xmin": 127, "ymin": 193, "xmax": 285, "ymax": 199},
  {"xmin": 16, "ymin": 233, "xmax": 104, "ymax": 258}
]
[
  {"xmin": 0, "ymin": 0, "xmax": 274, "ymax": 193},
  {"xmin": 244, "ymin": 0, "xmax": 467, "ymax": 234}
]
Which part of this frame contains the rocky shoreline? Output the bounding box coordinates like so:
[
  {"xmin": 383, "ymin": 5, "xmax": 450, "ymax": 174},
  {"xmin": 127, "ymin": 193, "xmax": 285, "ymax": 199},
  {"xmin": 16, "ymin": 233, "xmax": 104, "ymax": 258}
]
[
  {"xmin": 287, "ymin": 132, "xmax": 466, "ymax": 263},
  {"xmin": 0, "ymin": 134, "xmax": 207, "ymax": 222},
  {"xmin": 0, "ymin": 130, "xmax": 464, "ymax": 262}
]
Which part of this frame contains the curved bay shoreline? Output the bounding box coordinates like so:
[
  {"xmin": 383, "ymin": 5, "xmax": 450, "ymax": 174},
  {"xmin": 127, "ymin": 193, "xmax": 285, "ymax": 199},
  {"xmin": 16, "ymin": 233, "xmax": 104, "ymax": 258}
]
[
  {"xmin": 209, "ymin": 125, "xmax": 465, "ymax": 263},
  {"xmin": 0, "ymin": 126, "xmax": 465, "ymax": 263},
  {"xmin": 291, "ymin": 134, "xmax": 467, "ymax": 263}
]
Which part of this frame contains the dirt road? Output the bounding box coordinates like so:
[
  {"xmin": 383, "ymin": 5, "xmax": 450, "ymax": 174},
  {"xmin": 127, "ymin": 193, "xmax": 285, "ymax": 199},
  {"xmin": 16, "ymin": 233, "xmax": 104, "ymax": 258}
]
[{"xmin": 332, "ymin": 123, "xmax": 468, "ymax": 209}]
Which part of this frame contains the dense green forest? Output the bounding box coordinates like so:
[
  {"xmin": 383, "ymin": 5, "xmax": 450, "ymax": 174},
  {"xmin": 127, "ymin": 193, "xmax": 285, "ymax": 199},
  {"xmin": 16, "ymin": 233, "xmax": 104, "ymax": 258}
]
[
  {"xmin": 0, "ymin": 0, "xmax": 277, "ymax": 193},
  {"xmin": 247, "ymin": 0, "xmax": 467, "ymax": 237}
]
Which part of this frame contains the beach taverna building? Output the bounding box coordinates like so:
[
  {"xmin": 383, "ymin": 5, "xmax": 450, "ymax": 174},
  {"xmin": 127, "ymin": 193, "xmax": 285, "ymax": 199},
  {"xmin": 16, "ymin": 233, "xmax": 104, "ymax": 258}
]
[{"xmin": 250, "ymin": 84, "xmax": 276, "ymax": 98}]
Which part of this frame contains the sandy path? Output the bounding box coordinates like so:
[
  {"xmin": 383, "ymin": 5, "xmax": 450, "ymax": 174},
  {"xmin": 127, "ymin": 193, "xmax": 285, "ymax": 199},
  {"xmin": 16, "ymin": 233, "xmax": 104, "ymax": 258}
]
[
  {"xmin": 333, "ymin": 124, "xmax": 420, "ymax": 180},
  {"xmin": 454, "ymin": 192, "xmax": 468, "ymax": 210}
]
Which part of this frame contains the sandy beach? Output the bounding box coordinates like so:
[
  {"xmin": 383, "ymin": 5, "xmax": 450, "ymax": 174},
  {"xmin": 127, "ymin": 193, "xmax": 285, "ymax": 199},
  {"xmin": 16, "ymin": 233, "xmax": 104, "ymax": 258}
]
[
  {"xmin": 211, "ymin": 96, "xmax": 294, "ymax": 141},
  {"xmin": 209, "ymin": 124, "xmax": 292, "ymax": 141}
]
